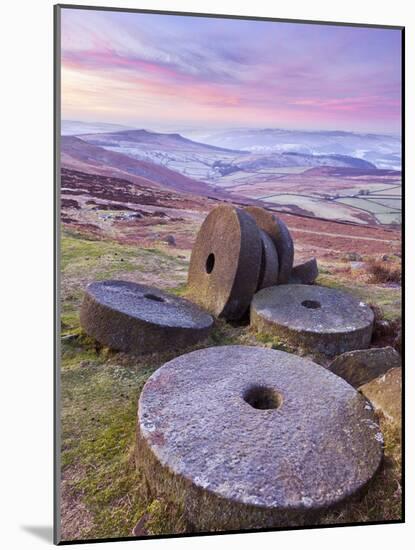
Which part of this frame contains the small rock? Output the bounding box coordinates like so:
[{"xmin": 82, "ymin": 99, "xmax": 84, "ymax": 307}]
[
  {"xmin": 164, "ymin": 234, "xmax": 176, "ymax": 246},
  {"xmin": 329, "ymin": 347, "xmax": 401, "ymax": 388},
  {"xmin": 393, "ymin": 330, "xmax": 402, "ymax": 355},
  {"xmin": 373, "ymin": 318, "xmax": 393, "ymax": 339},
  {"xmin": 61, "ymin": 333, "xmax": 78, "ymax": 343},
  {"xmin": 359, "ymin": 367, "xmax": 402, "ymax": 425},
  {"xmin": 289, "ymin": 258, "xmax": 318, "ymax": 284},
  {"xmin": 345, "ymin": 252, "xmax": 363, "ymax": 261},
  {"xmin": 382, "ymin": 254, "xmax": 390, "ymax": 262},
  {"xmin": 350, "ymin": 261, "xmax": 366, "ymax": 270}
]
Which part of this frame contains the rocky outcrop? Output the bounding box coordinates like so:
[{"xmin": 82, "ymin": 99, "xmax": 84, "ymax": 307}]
[{"xmin": 329, "ymin": 347, "xmax": 401, "ymax": 388}]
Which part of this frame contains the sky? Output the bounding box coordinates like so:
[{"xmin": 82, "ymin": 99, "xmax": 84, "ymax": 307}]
[{"xmin": 60, "ymin": 8, "xmax": 402, "ymax": 135}]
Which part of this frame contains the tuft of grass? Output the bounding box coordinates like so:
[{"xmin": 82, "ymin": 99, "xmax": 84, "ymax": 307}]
[
  {"xmin": 144, "ymin": 499, "xmax": 187, "ymax": 535},
  {"xmin": 367, "ymin": 258, "xmax": 401, "ymax": 284},
  {"xmin": 368, "ymin": 303, "xmax": 401, "ymax": 348},
  {"xmin": 317, "ymin": 273, "xmax": 401, "ymax": 321}
]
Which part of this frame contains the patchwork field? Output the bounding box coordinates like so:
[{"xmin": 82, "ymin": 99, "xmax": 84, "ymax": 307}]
[{"xmin": 227, "ymin": 168, "xmax": 402, "ymax": 226}]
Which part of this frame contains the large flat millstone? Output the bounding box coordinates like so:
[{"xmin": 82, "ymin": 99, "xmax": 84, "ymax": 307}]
[
  {"xmin": 245, "ymin": 207, "xmax": 294, "ymax": 284},
  {"xmin": 187, "ymin": 205, "xmax": 262, "ymax": 320},
  {"xmin": 136, "ymin": 345, "xmax": 383, "ymax": 531},
  {"xmin": 251, "ymin": 284, "xmax": 374, "ymax": 356},
  {"xmin": 80, "ymin": 280, "xmax": 213, "ymax": 354}
]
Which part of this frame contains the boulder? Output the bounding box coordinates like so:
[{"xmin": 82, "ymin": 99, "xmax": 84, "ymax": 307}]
[
  {"xmin": 329, "ymin": 347, "xmax": 401, "ymax": 388},
  {"xmin": 359, "ymin": 368, "xmax": 402, "ymax": 425},
  {"xmin": 289, "ymin": 258, "xmax": 318, "ymax": 284},
  {"xmin": 163, "ymin": 234, "xmax": 176, "ymax": 246}
]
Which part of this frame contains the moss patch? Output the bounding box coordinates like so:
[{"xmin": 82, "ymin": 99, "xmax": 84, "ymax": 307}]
[{"xmin": 317, "ymin": 272, "xmax": 401, "ymax": 321}]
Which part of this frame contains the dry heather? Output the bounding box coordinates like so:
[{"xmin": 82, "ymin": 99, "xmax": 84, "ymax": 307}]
[{"xmin": 367, "ymin": 258, "xmax": 401, "ymax": 284}]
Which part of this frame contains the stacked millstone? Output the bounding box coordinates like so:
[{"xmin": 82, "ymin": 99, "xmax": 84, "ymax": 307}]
[
  {"xmin": 187, "ymin": 204, "xmax": 317, "ymax": 321},
  {"xmin": 136, "ymin": 346, "xmax": 383, "ymax": 531},
  {"xmin": 80, "ymin": 280, "xmax": 213, "ymax": 355},
  {"xmin": 187, "ymin": 204, "xmax": 374, "ymax": 355}
]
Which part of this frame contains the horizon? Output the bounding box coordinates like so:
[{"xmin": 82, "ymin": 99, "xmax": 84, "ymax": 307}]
[
  {"xmin": 61, "ymin": 118, "xmax": 402, "ymax": 139},
  {"xmin": 60, "ymin": 9, "xmax": 402, "ymax": 136}
]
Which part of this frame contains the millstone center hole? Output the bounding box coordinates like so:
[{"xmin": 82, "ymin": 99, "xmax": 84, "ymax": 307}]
[
  {"xmin": 243, "ymin": 385, "xmax": 283, "ymax": 410},
  {"xmin": 301, "ymin": 299, "xmax": 321, "ymax": 309},
  {"xmin": 144, "ymin": 293, "xmax": 165, "ymax": 303},
  {"xmin": 205, "ymin": 253, "xmax": 215, "ymax": 274}
]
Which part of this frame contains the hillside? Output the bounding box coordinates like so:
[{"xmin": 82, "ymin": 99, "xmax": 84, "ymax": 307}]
[
  {"xmin": 81, "ymin": 128, "xmax": 242, "ymax": 153},
  {"xmin": 61, "ymin": 136, "xmax": 228, "ymax": 198}
]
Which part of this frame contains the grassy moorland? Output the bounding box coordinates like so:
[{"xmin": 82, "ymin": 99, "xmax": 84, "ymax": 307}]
[{"xmin": 59, "ymin": 226, "xmax": 401, "ymax": 541}]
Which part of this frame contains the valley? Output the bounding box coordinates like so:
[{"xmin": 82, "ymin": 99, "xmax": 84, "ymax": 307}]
[{"xmin": 61, "ymin": 125, "xmax": 402, "ymax": 227}]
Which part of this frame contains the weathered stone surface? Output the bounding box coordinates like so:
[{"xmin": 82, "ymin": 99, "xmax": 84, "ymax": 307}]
[
  {"xmin": 257, "ymin": 230, "xmax": 279, "ymax": 290},
  {"xmin": 137, "ymin": 345, "xmax": 383, "ymax": 531},
  {"xmin": 359, "ymin": 367, "xmax": 402, "ymax": 425},
  {"xmin": 245, "ymin": 206, "xmax": 294, "ymax": 284},
  {"xmin": 289, "ymin": 258, "xmax": 319, "ymax": 285},
  {"xmin": 329, "ymin": 347, "xmax": 401, "ymax": 388},
  {"xmin": 80, "ymin": 280, "xmax": 213, "ymax": 354},
  {"xmin": 187, "ymin": 205, "xmax": 262, "ymax": 320},
  {"xmin": 251, "ymin": 284, "xmax": 374, "ymax": 356}
]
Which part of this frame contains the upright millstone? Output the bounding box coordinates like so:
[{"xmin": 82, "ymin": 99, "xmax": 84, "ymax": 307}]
[
  {"xmin": 257, "ymin": 229, "xmax": 279, "ymax": 290},
  {"xmin": 136, "ymin": 345, "xmax": 383, "ymax": 532},
  {"xmin": 80, "ymin": 280, "xmax": 214, "ymax": 355},
  {"xmin": 187, "ymin": 205, "xmax": 262, "ymax": 320},
  {"xmin": 245, "ymin": 206, "xmax": 294, "ymax": 284},
  {"xmin": 251, "ymin": 284, "xmax": 374, "ymax": 355}
]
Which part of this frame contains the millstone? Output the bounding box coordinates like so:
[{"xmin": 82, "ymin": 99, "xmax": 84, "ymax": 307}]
[
  {"xmin": 80, "ymin": 280, "xmax": 213, "ymax": 354},
  {"xmin": 136, "ymin": 345, "xmax": 383, "ymax": 531},
  {"xmin": 289, "ymin": 258, "xmax": 319, "ymax": 285},
  {"xmin": 251, "ymin": 284, "xmax": 374, "ymax": 356},
  {"xmin": 187, "ymin": 205, "xmax": 262, "ymax": 320},
  {"xmin": 245, "ymin": 207, "xmax": 294, "ymax": 284},
  {"xmin": 257, "ymin": 230, "xmax": 279, "ymax": 290}
]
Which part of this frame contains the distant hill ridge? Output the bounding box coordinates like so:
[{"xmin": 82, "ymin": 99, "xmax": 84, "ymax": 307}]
[
  {"xmin": 283, "ymin": 151, "xmax": 376, "ymax": 169},
  {"xmin": 80, "ymin": 128, "xmax": 243, "ymax": 154},
  {"xmin": 60, "ymin": 135, "xmax": 231, "ymax": 198}
]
